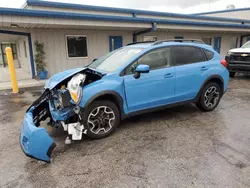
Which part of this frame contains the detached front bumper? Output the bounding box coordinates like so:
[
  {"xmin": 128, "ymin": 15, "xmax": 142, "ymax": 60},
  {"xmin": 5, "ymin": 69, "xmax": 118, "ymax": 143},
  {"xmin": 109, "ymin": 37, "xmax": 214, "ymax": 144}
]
[{"xmin": 20, "ymin": 107, "xmax": 56, "ymax": 163}]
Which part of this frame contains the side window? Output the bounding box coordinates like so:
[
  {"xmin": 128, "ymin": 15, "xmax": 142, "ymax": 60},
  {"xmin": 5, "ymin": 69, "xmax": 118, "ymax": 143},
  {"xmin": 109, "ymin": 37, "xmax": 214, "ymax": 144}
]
[
  {"xmin": 195, "ymin": 47, "xmax": 206, "ymax": 62},
  {"xmin": 125, "ymin": 48, "xmax": 170, "ymax": 75},
  {"xmin": 171, "ymin": 46, "xmax": 198, "ymax": 66},
  {"xmin": 138, "ymin": 48, "xmax": 170, "ymax": 70},
  {"xmin": 203, "ymin": 49, "xmax": 214, "ymax": 60}
]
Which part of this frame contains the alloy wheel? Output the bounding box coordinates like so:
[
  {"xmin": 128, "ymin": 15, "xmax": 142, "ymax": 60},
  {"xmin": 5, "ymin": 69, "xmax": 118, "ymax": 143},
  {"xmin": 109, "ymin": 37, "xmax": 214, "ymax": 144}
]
[
  {"xmin": 204, "ymin": 86, "xmax": 220, "ymax": 108},
  {"xmin": 87, "ymin": 106, "xmax": 115, "ymax": 135}
]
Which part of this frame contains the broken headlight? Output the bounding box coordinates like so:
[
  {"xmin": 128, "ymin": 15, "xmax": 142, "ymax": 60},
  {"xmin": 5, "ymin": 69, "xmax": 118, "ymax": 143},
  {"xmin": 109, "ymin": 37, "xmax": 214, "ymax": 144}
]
[{"xmin": 67, "ymin": 74, "xmax": 86, "ymax": 104}]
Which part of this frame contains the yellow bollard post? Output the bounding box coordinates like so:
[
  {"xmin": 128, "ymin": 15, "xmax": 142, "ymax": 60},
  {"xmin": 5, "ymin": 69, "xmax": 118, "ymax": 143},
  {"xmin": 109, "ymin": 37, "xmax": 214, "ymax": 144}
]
[{"xmin": 5, "ymin": 47, "xmax": 19, "ymax": 94}]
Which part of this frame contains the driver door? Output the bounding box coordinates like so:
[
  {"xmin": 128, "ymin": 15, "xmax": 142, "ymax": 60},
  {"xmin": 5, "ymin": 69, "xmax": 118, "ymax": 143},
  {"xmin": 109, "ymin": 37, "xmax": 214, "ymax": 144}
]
[{"xmin": 123, "ymin": 47, "xmax": 176, "ymax": 112}]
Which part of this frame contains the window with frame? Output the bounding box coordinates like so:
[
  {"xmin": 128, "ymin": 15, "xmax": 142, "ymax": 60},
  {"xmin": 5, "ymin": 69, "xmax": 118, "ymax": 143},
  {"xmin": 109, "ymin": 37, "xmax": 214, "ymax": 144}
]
[
  {"xmin": 11, "ymin": 44, "xmax": 18, "ymax": 59},
  {"xmin": 171, "ymin": 46, "xmax": 205, "ymax": 66},
  {"xmin": 23, "ymin": 41, "xmax": 27, "ymax": 58},
  {"xmin": 202, "ymin": 37, "xmax": 212, "ymax": 45},
  {"xmin": 66, "ymin": 36, "xmax": 88, "ymax": 58},
  {"xmin": 230, "ymin": 37, "xmax": 238, "ymax": 49},
  {"xmin": 125, "ymin": 48, "xmax": 170, "ymax": 75},
  {"xmin": 143, "ymin": 36, "xmax": 158, "ymax": 42},
  {"xmin": 0, "ymin": 45, "xmax": 3, "ymax": 66},
  {"xmin": 175, "ymin": 36, "xmax": 184, "ymax": 42}
]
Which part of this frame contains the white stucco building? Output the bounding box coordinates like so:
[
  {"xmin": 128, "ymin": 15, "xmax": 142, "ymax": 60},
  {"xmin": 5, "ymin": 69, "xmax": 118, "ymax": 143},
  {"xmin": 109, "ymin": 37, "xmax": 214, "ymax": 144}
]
[{"xmin": 0, "ymin": 0, "xmax": 250, "ymax": 80}]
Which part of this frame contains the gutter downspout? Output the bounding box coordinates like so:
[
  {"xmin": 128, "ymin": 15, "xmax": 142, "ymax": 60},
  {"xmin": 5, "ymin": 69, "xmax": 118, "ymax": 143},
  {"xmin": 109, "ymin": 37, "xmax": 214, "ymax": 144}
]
[{"xmin": 133, "ymin": 23, "xmax": 157, "ymax": 43}]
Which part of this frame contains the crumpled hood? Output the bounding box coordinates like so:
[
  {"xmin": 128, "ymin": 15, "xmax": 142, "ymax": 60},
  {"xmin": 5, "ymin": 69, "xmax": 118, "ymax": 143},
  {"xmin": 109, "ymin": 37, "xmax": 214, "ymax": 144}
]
[
  {"xmin": 45, "ymin": 68, "xmax": 86, "ymax": 90},
  {"xmin": 229, "ymin": 48, "xmax": 250, "ymax": 53}
]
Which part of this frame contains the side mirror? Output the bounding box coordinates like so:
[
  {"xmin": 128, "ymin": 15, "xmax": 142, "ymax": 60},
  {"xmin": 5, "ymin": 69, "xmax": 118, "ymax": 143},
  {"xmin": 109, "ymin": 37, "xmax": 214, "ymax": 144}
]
[
  {"xmin": 92, "ymin": 58, "xmax": 97, "ymax": 62},
  {"xmin": 135, "ymin": 64, "xmax": 150, "ymax": 73},
  {"xmin": 134, "ymin": 64, "xmax": 150, "ymax": 79}
]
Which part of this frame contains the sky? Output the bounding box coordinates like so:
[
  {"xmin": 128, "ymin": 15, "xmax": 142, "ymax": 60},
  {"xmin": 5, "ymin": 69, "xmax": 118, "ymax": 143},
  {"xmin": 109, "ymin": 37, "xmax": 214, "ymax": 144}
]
[{"xmin": 0, "ymin": 0, "xmax": 250, "ymax": 14}]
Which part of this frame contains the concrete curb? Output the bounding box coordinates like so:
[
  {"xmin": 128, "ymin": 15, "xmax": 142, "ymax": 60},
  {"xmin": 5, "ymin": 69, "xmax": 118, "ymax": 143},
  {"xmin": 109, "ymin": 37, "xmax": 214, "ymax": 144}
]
[{"xmin": 0, "ymin": 79, "xmax": 47, "ymax": 91}]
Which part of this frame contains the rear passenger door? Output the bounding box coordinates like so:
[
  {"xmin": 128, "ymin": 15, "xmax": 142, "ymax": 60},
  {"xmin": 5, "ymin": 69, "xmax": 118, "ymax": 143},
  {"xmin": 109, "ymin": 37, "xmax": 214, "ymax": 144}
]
[{"xmin": 171, "ymin": 46, "xmax": 209, "ymax": 102}]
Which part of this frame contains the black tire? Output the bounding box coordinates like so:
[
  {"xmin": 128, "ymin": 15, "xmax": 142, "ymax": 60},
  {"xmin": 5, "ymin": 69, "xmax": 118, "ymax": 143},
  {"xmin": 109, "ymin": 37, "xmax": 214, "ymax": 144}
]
[
  {"xmin": 81, "ymin": 100, "xmax": 120, "ymax": 139},
  {"xmin": 229, "ymin": 72, "xmax": 236, "ymax": 77},
  {"xmin": 196, "ymin": 82, "xmax": 222, "ymax": 112}
]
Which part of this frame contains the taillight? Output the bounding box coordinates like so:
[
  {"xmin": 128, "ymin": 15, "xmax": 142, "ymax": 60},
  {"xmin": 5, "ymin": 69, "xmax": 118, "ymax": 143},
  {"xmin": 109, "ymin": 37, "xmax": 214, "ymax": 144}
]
[{"xmin": 220, "ymin": 59, "xmax": 228, "ymax": 68}]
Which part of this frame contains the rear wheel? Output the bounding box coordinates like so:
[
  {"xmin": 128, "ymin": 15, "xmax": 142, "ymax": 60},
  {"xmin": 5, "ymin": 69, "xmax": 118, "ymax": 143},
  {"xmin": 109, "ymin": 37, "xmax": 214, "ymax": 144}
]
[
  {"xmin": 82, "ymin": 100, "xmax": 120, "ymax": 139},
  {"xmin": 229, "ymin": 72, "xmax": 236, "ymax": 77},
  {"xmin": 196, "ymin": 82, "xmax": 222, "ymax": 112}
]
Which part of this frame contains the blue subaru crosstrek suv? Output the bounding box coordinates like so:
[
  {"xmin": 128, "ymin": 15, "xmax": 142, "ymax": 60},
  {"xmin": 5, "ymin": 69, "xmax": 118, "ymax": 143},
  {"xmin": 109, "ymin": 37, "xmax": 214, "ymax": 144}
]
[{"xmin": 20, "ymin": 39, "xmax": 229, "ymax": 162}]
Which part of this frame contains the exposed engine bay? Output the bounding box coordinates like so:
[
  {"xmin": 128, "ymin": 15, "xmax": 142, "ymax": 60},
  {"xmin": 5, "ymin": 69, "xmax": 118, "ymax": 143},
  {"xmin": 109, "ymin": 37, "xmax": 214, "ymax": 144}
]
[{"xmin": 30, "ymin": 68, "xmax": 103, "ymax": 143}]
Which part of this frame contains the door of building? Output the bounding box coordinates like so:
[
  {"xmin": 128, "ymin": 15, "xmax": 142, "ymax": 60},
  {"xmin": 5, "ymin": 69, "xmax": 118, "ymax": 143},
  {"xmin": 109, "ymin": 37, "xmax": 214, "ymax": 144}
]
[
  {"xmin": 109, "ymin": 36, "xmax": 123, "ymax": 52},
  {"xmin": 214, "ymin": 37, "xmax": 221, "ymax": 54}
]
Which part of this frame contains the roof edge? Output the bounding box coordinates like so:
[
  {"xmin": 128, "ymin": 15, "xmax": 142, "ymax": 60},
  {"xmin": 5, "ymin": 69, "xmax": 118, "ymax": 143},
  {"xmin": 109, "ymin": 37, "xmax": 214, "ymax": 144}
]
[
  {"xmin": 1, "ymin": 7, "xmax": 250, "ymax": 29},
  {"xmin": 193, "ymin": 7, "xmax": 250, "ymax": 15},
  {"xmin": 26, "ymin": 0, "xmax": 250, "ymax": 23}
]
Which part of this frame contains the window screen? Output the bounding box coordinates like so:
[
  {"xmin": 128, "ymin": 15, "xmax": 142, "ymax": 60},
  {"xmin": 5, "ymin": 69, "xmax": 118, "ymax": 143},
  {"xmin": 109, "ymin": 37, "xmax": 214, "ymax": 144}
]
[
  {"xmin": 67, "ymin": 36, "xmax": 88, "ymax": 58},
  {"xmin": 203, "ymin": 49, "xmax": 214, "ymax": 60},
  {"xmin": 171, "ymin": 46, "xmax": 199, "ymax": 66}
]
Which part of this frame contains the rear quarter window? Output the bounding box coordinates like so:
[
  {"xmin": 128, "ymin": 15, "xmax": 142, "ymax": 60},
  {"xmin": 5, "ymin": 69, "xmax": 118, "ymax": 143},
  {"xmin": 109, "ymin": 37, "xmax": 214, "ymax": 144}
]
[
  {"xmin": 203, "ymin": 49, "xmax": 214, "ymax": 60},
  {"xmin": 195, "ymin": 47, "xmax": 207, "ymax": 62}
]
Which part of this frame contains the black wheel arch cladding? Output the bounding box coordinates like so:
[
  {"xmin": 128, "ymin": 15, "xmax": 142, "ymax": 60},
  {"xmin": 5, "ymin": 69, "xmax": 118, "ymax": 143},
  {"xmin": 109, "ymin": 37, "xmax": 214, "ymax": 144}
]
[
  {"xmin": 84, "ymin": 90, "xmax": 124, "ymax": 118},
  {"xmin": 196, "ymin": 75, "xmax": 224, "ymax": 101}
]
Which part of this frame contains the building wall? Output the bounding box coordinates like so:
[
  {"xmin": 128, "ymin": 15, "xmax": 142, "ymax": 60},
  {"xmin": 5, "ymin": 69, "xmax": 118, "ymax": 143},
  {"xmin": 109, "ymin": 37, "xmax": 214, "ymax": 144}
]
[
  {"xmin": 199, "ymin": 10, "xmax": 250, "ymax": 20},
  {"xmin": 29, "ymin": 28, "xmax": 241, "ymax": 76},
  {"xmin": 31, "ymin": 29, "xmax": 133, "ymax": 76},
  {"xmin": 138, "ymin": 31, "xmax": 241, "ymax": 57}
]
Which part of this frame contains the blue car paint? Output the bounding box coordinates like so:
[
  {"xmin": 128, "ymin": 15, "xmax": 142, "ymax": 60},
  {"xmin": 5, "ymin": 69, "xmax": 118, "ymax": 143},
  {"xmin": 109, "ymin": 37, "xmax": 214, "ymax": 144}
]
[
  {"xmin": 124, "ymin": 66, "xmax": 176, "ymax": 112},
  {"xmin": 45, "ymin": 68, "xmax": 86, "ymax": 89},
  {"xmin": 20, "ymin": 41, "xmax": 229, "ymax": 162},
  {"xmin": 79, "ymin": 74, "xmax": 129, "ymax": 114},
  {"xmin": 20, "ymin": 107, "xmax": 55, "ymax": 162},
  {"xmin": 49, "ymin": 101, "xmax": 74, "ymax": 121}
]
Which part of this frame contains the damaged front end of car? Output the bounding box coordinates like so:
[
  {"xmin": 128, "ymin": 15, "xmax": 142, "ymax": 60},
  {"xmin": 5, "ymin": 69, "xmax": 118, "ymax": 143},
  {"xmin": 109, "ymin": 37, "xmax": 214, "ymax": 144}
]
[{"xmin": 20, "ymin": 68, "xmax": 104, "ymax": 162}]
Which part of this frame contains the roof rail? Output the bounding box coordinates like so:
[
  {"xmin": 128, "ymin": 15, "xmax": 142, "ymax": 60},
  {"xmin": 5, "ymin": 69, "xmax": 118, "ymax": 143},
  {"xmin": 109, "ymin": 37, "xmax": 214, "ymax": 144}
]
[
  {"xmin": 153, "ymin": 39, "xmax": 205, "ymax": 45},
  {"xmin": 126, "ymin": 41, "xmax": 154, "ymax": 46}
]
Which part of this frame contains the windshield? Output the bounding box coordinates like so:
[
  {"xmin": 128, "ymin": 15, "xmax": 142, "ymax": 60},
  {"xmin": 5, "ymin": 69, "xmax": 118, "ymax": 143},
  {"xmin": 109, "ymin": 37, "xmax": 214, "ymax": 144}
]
[
  {"xmin": 88, "ymin": 47, "xmax": 143, "ymax": 72},
  {"xmin": 242, "ymin": 41, "xmax": 250, "ymax": 48}
]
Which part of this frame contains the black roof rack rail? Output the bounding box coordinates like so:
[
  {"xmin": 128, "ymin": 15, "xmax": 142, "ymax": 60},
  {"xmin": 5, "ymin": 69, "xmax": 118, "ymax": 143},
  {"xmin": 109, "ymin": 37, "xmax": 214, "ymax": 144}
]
[
  {"xmin": 153, "ymin": 39, "xmax": 205, "ymax": 45},
  {"xmin": 126, "ymin": 41, "xmax": 154, "ymax": 46}
]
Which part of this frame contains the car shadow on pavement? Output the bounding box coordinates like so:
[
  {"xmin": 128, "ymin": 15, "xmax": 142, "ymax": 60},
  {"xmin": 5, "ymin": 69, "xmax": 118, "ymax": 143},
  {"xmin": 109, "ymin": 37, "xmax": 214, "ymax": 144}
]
[{"xmin": 121, "ymin": 103, "xmax": 200, "ymax": 129}]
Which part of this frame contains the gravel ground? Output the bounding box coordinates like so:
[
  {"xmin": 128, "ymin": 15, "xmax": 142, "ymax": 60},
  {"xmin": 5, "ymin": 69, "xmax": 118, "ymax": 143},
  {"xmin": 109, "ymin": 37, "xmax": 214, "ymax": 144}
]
[{"xmin": 0, "ymin": 75, "xmax": 250, "ymax": 188}]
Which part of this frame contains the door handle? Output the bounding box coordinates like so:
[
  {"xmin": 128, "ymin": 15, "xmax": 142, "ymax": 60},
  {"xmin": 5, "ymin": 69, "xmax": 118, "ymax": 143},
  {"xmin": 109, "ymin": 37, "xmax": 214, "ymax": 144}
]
[
  {"xmin": 201, "ymin": 66, "xmax": 208, "ymax": 71},
  {"xmin": 164, "ymin": 73, "xmax": 174, "ymax": 78}
]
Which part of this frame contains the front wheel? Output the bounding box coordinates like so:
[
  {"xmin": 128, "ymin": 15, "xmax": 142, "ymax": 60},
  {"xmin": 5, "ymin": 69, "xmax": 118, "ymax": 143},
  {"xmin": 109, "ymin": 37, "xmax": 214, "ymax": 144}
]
[
  {"xmin": 196, "ymin": 82, "xmax": 222, "ymax": 112},
  {"xmin": 81, "ymin": 100, "xmax": 120, "ymax": 139}
]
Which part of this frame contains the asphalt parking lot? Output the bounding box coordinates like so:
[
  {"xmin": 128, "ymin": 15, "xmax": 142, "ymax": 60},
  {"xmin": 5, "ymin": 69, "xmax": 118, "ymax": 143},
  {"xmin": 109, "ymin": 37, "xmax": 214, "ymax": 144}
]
[{"xmin": 0, "ymin": 75, "xmax": 250, "ymax": 188}]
